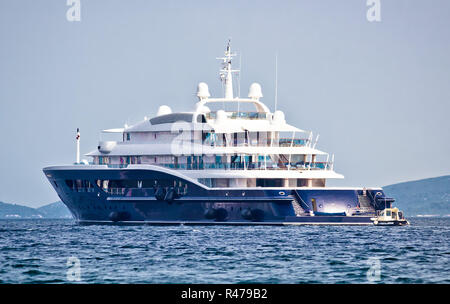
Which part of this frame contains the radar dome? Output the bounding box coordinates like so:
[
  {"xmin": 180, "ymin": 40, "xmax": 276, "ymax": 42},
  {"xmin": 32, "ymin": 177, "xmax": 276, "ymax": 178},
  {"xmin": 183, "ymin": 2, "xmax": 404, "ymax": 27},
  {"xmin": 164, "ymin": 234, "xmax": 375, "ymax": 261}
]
[
  {"xmin": 272, "ymin": 110, "xmax": 285, "ymax": 124},
  {"xmin": 195, "ymin": 102, "xmax": 211, "ymax": 113},
  {"xmin": 215, "ymin": 110, "xmax": 227, "ymax": 124},
  {"xmin": 197, "ymin": 82, "xmax": 210, "ymax": 99},
  {"xmin": 156, "ymin": 105, "xmax": 172, "ymax": 116},
  {"xmin": 248, "ymin": 83, "xmax": 263, "ymax": 100}
]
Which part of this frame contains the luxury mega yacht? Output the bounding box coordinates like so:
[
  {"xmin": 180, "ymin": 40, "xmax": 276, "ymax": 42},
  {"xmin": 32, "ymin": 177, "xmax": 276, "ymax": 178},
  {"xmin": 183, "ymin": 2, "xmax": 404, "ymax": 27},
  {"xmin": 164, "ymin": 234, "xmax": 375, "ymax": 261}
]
[{"xmin": 43, "ymin": 41, "xmax": 401, "ymax": 225}]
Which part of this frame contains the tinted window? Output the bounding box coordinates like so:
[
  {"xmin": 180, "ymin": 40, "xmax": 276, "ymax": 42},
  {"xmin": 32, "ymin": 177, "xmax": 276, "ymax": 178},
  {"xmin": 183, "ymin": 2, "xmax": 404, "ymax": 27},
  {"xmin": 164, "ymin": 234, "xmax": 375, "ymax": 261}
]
[{"xmin": 150, "ymin": 113, "xmax": 193, "ymax": 125}]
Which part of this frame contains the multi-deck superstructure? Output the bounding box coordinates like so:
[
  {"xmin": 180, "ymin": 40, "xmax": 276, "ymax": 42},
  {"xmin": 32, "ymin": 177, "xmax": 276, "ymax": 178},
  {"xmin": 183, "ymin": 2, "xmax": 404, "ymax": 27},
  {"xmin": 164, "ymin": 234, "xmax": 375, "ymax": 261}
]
[{"xmin": 43, "ymin": 41, "xmax": 399, "ymax": 225}]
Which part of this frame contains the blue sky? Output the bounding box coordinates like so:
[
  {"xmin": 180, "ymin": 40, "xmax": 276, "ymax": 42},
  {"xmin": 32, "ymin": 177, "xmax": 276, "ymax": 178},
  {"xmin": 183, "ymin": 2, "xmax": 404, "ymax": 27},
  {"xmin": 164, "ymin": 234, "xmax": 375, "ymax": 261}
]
[{"xmin": 0, "ymin": 0, "xmax": 449, "ymax": 207}]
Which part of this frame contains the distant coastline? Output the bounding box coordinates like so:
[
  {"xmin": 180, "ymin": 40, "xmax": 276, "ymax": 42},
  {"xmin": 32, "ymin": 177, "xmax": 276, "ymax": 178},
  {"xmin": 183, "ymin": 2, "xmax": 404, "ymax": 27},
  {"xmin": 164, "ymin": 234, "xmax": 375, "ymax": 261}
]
[
  {"xmin": 0, "ymin": 201, "xmax": 72, "ymax": 219},
  {"xmin": 383, "ymin": 175, "xmax": 449, "ymax": 217}
]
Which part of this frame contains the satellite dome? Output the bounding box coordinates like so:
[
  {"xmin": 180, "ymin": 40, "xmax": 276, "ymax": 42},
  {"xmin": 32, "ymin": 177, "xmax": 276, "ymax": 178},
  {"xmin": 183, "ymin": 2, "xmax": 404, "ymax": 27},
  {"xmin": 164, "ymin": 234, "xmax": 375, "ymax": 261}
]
[
  {"xmin": 216, "ymin": 110, "xmax": 227, "ymax": 124},
  {"xmin": 156, "ymin": 105, "xmax": 172, "ymax": 116},
  {"xmin": 272, "ymin": 110, "xmax": 285, "ymax": 124},
  {"xmin": 98, "ymin": 141, "xmax": 117, "ymax": 154},
  {"xmin": 197, "ymin": 82, "xmax": 210, "ymax": 99},
  {"xmin": 195, "ymin": 102, "xmax": 211, "ymax": 113},
  {"xmin": 248, "ymin": 83, "xmax": 263, "ymax": 100}
]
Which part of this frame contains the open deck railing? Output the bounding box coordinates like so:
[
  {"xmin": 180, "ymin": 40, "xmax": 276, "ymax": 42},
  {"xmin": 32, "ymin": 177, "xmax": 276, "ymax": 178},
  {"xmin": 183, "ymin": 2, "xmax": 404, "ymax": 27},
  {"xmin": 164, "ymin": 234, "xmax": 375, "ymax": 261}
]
[
  {"xmin": 278, "ymin": 138, "xmax": 310, "ymax": 147},
  {"xmin": 102, "ymin": 161, "xmax": 331, "ymax": 171},
  {"xmin": 205, "ymin": 112, "xmax": 267, "ymax": 120},
  {"xmin": 156, "ymin": 161, "xmax": 330, "ymax": 170},
  {"xmin": 202, "ymin": 137, "xmax": 310, "ymax": 147}
]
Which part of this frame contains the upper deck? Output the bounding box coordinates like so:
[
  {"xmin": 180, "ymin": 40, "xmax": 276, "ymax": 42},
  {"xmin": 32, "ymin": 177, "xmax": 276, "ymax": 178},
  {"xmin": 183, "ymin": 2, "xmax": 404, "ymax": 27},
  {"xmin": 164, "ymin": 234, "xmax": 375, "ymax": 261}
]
[{"xmin": 79, "ymin": 41, "xmax": 342, "ymax": 186}]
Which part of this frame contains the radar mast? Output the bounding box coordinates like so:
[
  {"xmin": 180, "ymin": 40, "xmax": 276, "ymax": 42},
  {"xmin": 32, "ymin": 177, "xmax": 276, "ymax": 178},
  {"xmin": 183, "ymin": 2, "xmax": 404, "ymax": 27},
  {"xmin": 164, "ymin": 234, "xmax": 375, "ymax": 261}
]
[{"xmin": 217, "ymin": 39, "xmax": 239, "ymax": 99}]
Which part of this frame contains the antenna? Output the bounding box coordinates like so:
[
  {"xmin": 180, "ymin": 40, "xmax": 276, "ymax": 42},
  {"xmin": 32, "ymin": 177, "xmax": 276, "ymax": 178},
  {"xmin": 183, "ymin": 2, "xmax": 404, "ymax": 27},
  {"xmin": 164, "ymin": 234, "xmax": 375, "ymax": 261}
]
[
  {"xmin": 312, "ymin": 134, "xmax": 320, "ymax": 149},
  {"xmin": 216, "ymin": 39, "xmax": 239, "ymax": 100},
  {"xmin": 76, "ymin": 128, "xmax": 80, "ymax": 164},
  {"xmin": 308, "ymin": 131, "xmax": 313, "ymax": 147},
  {"xmin": 238, "ymin": 51, "xmax": 242, "ymax": 98},
  {"xmin": 274, "ymin": 52, "xmax": 278, "ymax": 112},
  {"xmin": 237, "ymin": 51, "xmax": 242, "ymax": 115}
]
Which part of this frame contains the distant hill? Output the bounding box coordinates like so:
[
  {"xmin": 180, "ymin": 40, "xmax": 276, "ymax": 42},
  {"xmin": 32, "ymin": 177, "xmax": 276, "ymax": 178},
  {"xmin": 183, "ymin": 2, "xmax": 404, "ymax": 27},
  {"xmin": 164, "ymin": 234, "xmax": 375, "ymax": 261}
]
[
  {"xmin": 0, "ymin": 201, "xmax": 45, "ymax": 219},
  {"xmin": 383, "ymin": 175, "xmax": 450, "ymax": 216},
  {"xmin": 37, "ymin": 201, "xmax": 73, "ymax": 219},
  {"xmin": 0, "ymin": 201, "xmax": 72, "ymax": 219}
]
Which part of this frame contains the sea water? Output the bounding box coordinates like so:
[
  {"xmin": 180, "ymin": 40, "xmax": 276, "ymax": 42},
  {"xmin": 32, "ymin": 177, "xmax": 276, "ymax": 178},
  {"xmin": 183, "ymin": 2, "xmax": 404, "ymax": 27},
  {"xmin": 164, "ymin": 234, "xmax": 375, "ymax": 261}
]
[{"xmin": 0, "ymin": 218, "xmax": 448, "ymax": 283}]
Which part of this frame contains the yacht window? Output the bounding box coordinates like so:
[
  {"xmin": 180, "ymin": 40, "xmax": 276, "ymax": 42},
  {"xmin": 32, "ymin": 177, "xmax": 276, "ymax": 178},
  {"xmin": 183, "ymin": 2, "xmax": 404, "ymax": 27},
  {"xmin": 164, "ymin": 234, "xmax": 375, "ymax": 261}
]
[
  {"xmin": 65, "ymin": 180, "xmax": 74, "ymax": 188},
  {"xmin": 102, "ymin": 180, "xmax": 109, "ymax": 189},
  {"xmin": 197, "ymin": 114, "xmax": 207, "ymax": 123},
  {"xmin": 76, "ymin": 180, "xmax": 83, "ymax": 189},
  {"xmin": 256, "ymin": 179, "xmax": 283, "ymax": 187},
  {"xmin": 150, "ymin": 113, "xmax": 194, "ymax": 125}
]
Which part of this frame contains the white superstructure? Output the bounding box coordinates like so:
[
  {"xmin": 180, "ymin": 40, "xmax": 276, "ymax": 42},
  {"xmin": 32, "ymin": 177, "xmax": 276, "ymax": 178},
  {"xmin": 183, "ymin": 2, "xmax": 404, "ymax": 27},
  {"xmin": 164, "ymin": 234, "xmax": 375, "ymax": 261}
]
[{"xmin": 86, "ymin": 41, "xmax": 343, "ymax": 188}]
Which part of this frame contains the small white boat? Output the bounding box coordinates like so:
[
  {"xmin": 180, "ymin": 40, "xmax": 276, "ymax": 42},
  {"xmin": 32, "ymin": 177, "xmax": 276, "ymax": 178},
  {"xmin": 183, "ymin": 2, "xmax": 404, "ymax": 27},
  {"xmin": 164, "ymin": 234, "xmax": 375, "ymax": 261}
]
[{"xmin": 371, "ymin": 207, "xmax": 409, "ymax": 226}]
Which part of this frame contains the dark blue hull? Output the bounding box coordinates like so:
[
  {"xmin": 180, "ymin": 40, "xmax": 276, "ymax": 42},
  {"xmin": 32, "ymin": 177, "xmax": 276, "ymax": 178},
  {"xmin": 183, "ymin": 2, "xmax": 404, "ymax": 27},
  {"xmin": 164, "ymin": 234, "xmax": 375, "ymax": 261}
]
[{"xmin": 43, "ymin": 166, "xmax": 391, "ymax": 225}]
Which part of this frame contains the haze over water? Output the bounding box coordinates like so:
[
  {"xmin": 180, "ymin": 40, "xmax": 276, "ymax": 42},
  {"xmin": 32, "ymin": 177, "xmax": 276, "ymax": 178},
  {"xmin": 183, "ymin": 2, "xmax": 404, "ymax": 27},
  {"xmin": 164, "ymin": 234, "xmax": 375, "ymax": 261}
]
[
  {"xmin": 0, "ymin": 218, "xmax": 448, "ymax": 283},
  {"xmin": 1, "ymin": 1, "xmax": 450, "ymax": 207}
]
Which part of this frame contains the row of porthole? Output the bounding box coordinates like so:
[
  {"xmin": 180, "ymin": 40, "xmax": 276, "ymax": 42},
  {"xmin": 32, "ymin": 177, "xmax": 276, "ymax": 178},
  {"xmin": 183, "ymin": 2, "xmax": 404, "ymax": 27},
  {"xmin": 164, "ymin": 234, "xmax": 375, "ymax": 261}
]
[
  {"xmin": 79, "ymin": 204, "xmax": 249, "ymax": 212},
  {"xmin": 224, "ymin": 192, "xmax": 247, "ymax": 196},
  {"xmin": 223, "ymin": 191, "xmax": 289, "ymax": 198},
  {"xmin": 78, "ymin": 204, "xmax": 127, "ymax": 211}
]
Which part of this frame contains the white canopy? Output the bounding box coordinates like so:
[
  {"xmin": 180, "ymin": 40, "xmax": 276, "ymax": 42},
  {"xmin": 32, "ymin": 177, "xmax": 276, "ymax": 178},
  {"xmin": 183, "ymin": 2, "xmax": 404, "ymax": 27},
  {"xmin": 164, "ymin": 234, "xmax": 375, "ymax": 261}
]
[{"xmin": 102, "ymin": 128, "xmax": 124, "ymax": 133}]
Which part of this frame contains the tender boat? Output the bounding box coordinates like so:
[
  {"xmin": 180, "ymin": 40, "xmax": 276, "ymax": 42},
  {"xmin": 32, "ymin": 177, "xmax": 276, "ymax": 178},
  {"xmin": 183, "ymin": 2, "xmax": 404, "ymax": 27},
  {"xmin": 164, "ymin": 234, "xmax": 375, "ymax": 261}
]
[{"xmin": 371, "ymin": 208, "xmax": 410, "ymax": 226}]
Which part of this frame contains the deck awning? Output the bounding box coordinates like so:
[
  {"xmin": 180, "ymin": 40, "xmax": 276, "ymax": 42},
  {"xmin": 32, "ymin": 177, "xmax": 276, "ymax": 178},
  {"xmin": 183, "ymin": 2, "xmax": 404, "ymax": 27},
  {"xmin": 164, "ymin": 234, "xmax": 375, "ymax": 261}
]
[{"xmin": 102, "ymin": 128, "xmax": 124, "ymax": 133}]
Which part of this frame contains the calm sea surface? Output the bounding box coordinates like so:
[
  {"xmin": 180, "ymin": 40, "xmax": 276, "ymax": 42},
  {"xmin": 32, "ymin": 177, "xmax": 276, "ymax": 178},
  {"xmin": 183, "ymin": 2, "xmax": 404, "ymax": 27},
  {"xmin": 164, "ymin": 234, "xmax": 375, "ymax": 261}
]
[{"xmin": 0, "ymin": 218, "xmax": 448, "ymax": 284}]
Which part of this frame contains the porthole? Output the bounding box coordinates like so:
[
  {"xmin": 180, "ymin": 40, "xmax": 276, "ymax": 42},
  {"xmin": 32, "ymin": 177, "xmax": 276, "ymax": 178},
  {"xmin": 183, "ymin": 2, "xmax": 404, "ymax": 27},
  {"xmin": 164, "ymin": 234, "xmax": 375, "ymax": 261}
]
[
  {"xmin": 279, "ymin": 191, "xmax": 285, "ymax": 195},
  {"xmin": 319, "ymin": 204, "xmax": 323, "ymax": 208}
]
